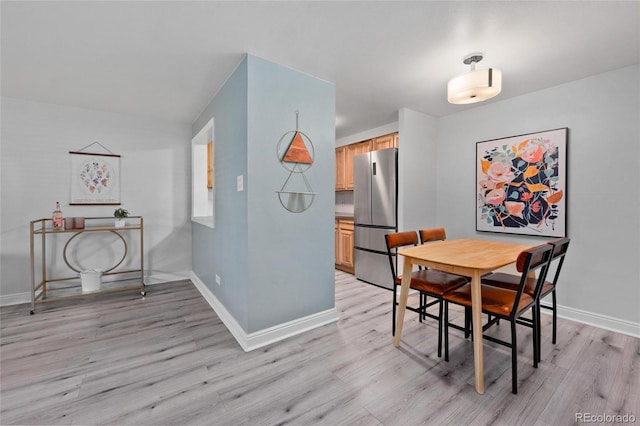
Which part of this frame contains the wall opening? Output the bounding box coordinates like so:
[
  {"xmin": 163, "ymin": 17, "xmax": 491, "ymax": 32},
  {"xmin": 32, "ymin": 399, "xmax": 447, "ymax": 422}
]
[{"xmin": 192, "ymin": 118, "xmax": 214, "ymax": 228}]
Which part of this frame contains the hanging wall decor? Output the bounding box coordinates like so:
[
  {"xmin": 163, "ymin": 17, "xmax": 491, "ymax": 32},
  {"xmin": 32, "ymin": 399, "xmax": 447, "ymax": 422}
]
[
  {"xmin": 476, "ymin": 128, "xmax": 567, "ymax": 237},
  {"xmin": 69, "ymin": 142, "xmax": 121, "ymax": 205},
  {"xmin": 276, "ymin": 111, "xmax": 316, "ymax": 213}
]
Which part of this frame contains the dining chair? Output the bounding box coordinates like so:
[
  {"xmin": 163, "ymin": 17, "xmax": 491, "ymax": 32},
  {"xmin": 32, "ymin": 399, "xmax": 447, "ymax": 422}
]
[
  {"xmin": 385, "ymin": 231, "xmax": 468, "ymax": 358},
  {"xmin": 442, "ymin": 244, "xmax": 554, "ymax": 394},
  {"xmin": 481, "ymin": 237, "xmax": 570, "ymax": 359},
  {"xmin": 419, "ymin": 227, "xmax": 472, "ymax": 337}
]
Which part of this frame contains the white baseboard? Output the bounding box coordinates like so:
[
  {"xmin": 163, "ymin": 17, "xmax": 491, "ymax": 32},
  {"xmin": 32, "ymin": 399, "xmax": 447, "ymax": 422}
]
[
  {"xmin": 541, "ymin": 302, "xmax": 639, "ymax": 338},
  {"xmin": 0, "ymin": 292, "xmax": 31, "ymax": 307},
  {"xmin": 190, "ymin": 272, "xmax": 339, "ymax": 352},
  {"xmin": 145, "ymin": 271, "xmax": 192, "ymax": 285}
]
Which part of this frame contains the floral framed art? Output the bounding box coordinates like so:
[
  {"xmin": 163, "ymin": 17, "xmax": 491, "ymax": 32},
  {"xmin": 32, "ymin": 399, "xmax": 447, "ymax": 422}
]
[
  {"xmin": 476, "ymin": 128, "xmax": 567, "ymax": 237},
  {"xmin": 69, "ymin": 151, "xmax": 121, "ymax": 205}
]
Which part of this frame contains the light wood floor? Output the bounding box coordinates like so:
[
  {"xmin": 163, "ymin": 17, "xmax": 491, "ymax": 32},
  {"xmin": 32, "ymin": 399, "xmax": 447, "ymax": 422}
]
[{"xmin": 1, "ymin": 271, "xmax": 638, "ymax": 425}]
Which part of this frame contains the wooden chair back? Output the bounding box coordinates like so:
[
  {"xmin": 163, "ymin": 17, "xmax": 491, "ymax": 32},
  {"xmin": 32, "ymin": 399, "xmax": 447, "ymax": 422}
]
[
  {"xmin": 419, "ymin": 228, "xmax": 446, "ymax": 244},
  {"xmin": 384, "ymin": 231, "xmax": 419, "ymax": 281}
]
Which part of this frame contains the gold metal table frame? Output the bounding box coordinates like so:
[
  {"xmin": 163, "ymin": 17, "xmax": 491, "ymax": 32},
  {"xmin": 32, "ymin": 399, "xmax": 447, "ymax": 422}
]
[{"xmin": 29, "ymin": 216, "xmax": 146, "ymax": 314}]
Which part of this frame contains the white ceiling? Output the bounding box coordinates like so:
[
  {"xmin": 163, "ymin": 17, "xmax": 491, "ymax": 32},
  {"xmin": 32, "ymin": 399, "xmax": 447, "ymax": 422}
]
[{"xmin": 2, "ymin": 1, "xmax": 638, "ymax": 138}]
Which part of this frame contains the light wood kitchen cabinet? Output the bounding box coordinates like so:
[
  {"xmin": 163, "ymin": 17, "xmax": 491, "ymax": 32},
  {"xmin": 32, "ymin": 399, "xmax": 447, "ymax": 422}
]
[
  {"xmin": 372, "ymin": 133, "xmax": 398, "ymax": 151},
  {"xmin": 345, "ymin": 140, "xmax": 372, "ymax": 190},
  {"xmin": 207, "ymin": 142, "xmax": 213, "ymax": 189},
  {"xmin": 334, "ymin": 220, "xmax": 340, "ymax": 264},
  {"xmin": 335, "ymin": 219, "xmax": 354, "ymax": 273},
  {"xmin": 335, "ymin": 132, "xmax": 398, "ymax": 191},
  {"xmin": 335, "ymin": 146, "xmax": 347, "ymax": 190}
]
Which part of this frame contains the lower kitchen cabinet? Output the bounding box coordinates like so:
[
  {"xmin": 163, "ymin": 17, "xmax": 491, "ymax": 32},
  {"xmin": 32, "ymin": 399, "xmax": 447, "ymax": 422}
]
[{"xmin": 335, "ymin": 219, "xmax": 354, "ymax": 273}]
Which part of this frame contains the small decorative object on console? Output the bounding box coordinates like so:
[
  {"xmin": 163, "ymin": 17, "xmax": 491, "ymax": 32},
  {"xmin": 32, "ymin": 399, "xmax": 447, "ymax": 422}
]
[
  {"xmin": 114, "ymin": 208, "xmax": 129, "ymax": 228},
  {"xmin": 52, "ymin": 202, "xmax": 64, "ymax": 230},
  {"xmin": 74, "ymin": 217, "xmax": 85, "ymax": 229}
]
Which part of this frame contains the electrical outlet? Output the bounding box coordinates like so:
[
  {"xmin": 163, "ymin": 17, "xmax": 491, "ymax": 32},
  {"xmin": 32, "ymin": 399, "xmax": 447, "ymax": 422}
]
[
  {"xmin": 237, "ymin": 175, "xmax": 243, "ymax": 191},
  {"xmin": 215, "ymin": 274, "xmax": 221, "ymax": 285}
]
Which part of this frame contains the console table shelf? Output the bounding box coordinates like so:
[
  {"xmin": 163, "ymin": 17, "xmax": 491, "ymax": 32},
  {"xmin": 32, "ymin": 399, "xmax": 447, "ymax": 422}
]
[{"xmin": 29, "ymin": 216, "xmax": 146, "ymax": 314}]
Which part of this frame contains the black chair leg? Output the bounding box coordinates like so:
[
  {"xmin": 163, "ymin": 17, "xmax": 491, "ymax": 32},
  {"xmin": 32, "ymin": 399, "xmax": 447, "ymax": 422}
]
[
  {"xmin": 537, "ymin": 301, "xmax": 542, "ymax": 363},
  {"xmin": 464, "ymin": 307, "xmax": 471, "ymax": 339},
  {"xmin": 392, "ymin": 286, "xmax": 397, "ymax": 336},
  {"xmin": 511, "ymin": 321, "xmax": 518, "ymax": 394},
  {"xmin": 552, "ymin": 290, "xmax": 557, "ymax": 344},
  {"xmin": 437, "ymin": 298, "xmax": 443, "ymax": 358},
  {"xmin": 532, "ymin": 306, "xmax": 539, "ymax": 368},
  {"xmin": 444, "ymin": 301, "xmax": 450, "ymax": 362}
]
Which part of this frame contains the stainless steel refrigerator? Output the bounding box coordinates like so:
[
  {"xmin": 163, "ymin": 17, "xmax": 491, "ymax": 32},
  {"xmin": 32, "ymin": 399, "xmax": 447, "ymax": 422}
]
[{"xmin": 353, "ymin": 148, "xmax": 397, "ymax": 290}]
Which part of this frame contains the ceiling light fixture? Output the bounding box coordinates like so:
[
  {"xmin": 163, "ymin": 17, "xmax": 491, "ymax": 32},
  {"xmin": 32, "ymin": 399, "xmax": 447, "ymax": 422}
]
[{"xmin": 447, "ymin": 53, "xmax": 502, "ymax": 104}]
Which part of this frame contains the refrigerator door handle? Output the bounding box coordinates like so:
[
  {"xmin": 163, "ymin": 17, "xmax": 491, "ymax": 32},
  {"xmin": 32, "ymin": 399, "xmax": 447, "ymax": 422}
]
[{"xmin": 372, "ymin": 162, "xmax": 376, "ymax": 175}]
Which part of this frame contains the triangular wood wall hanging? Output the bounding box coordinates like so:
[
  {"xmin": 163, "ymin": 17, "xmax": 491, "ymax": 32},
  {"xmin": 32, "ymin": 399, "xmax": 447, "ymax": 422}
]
[{"xmin": 282, "ymin": 131, "xmax": 313, "ymax": 164}]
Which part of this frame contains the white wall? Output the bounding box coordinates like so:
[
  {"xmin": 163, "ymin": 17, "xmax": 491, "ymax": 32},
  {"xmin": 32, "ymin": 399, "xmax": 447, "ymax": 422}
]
[
  {"xmin": 397, "ymin": 108, "xmax": 438, "ymax": 233},
  {"xmin": 436, "ymin": 65, "xmax": 639, "ymax": 333},
  {"xmin": 0, "ymin": 97, "xmax": 193, "ymax": 304}
]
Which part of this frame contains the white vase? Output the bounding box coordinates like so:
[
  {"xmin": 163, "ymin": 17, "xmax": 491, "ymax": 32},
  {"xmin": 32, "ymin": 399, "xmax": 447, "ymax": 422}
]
[{"xmin": 115, "ymin": 219, "xmax": 126, "ymax": 228}]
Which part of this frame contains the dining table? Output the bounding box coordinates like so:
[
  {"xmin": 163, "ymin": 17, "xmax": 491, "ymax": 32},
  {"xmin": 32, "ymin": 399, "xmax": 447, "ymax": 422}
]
[{"xmin": 393, "ymin": 238, "xmax": 532, "ymax": 394}]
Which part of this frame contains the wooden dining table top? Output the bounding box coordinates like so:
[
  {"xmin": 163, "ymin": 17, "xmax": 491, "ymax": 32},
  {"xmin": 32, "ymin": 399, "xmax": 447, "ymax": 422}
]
[{"xmin": 397, "ymin": 238, "xmax": 533, "ymax": 274}]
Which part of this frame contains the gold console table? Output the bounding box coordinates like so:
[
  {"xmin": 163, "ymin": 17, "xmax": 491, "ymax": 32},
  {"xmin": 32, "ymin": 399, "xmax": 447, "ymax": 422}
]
[{"xmin": 29, "ymin": 216, "xmax": 145, "ymax": 314}]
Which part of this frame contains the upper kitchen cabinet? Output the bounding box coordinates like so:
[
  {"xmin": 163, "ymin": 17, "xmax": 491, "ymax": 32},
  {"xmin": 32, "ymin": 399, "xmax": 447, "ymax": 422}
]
[
  {"xmin": 345, "ymin": 140, "xmax": 372, "ymax": 190},
  {"xmin": 372, "ymin": 133, "xmax": 398, "ymax": 151},
  {"xmin": 336, "ymin": 146, "xmax": 347, "ymax": 190},
  {"xmin": 335, "ymin": 132, "xmax": 398, "ymax": 191},
  {"xmin": 336, "ymin": 139, "xmax": 371, "ymax": 190}
]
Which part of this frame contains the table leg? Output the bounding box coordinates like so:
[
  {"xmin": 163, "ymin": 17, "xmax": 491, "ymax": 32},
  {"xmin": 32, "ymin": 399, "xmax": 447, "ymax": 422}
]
[
  {"xmin": 393, "ymin": 256, "xmax": 413, "ymax": 347},
  {"xmin": 470, "ymin": 270, "xmax": 485, "ymax": 394}
]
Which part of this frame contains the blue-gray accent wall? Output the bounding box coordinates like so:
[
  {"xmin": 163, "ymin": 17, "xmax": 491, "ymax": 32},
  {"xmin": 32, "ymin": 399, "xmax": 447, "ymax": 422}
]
[{"xmin": 192, "ymin": 54, "xmax": 336, "ymax": 333}]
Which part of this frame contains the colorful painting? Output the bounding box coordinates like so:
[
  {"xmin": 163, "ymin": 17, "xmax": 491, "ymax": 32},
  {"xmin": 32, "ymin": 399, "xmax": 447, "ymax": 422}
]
[
  {"xmin": 476, "ymin": 128, "xmax": 567, "ymax": 237},
  {"xmin": 70, "ymin": 152, "xmax": 121, "ymax": 205}
]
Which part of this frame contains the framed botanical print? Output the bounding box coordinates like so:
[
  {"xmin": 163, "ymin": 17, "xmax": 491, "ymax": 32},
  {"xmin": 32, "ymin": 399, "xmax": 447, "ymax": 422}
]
[
  {"xmin": 476, "ymin": 128, "xmax": 567, "ymax": 237},
  {"xmin": 69, "ymin": 151, "xmax": 121, "ymax": 205}
]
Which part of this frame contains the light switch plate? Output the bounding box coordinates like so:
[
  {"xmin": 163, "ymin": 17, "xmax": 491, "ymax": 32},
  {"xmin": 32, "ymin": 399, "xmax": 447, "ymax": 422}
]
[{"xmin": 237, "ymin": 175, "xmax": 243, "ymax": 191}]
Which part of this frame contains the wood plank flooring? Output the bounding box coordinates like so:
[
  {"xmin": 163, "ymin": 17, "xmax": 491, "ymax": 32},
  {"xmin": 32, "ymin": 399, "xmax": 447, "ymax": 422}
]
[{"xmin": 1, "ymin": 271, "xmax": 638, "ymax": 425}]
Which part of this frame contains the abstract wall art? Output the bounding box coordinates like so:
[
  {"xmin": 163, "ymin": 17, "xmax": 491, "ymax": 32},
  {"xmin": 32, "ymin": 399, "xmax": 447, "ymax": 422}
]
[{"xmin": 476, "ymin": 128, "xmax": 567, "ymax": 237}]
